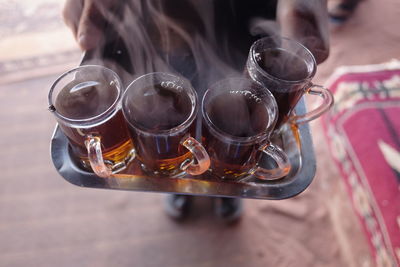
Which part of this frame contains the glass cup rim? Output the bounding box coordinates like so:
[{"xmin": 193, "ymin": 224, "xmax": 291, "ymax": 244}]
[
  {"xmin": 202, "ymin": 77, "xmax": 277, "ymax": 144},
  {"xmin": 122, "ymin": 72, "xmax": 198, "ymax": 135},
  {"xmin": 250, "ymin": 36, "xmax": 317, "ymax": 84},
  {"xmin": 48, "ymin": 65, "xmax": 122, "ymax": 127}
]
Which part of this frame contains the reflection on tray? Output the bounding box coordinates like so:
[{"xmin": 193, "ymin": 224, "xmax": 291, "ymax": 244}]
[{"xmin": 51, "ymin": 115, "xmax": 315, "ymax": 200}]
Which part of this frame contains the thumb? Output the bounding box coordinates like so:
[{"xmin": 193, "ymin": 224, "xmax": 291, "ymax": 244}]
[
  {"xmin": 277, "ymin": 0, "xmax": 330, "ymax": 64},
  {"xmin": 77, "ymin": 0, "xmax": 104, "ymax": 51}
]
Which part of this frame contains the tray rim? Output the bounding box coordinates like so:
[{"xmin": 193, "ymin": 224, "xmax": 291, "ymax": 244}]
[
  {"xmin": 50, "ymin": 98, "xmax": 316, "ymax": 200},
  {"xmin": 50, "ymin": 46, "xmax": 316, "ymax": 200}
]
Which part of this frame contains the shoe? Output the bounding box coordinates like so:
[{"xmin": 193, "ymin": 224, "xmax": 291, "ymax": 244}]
[
  {"xmin": 164, "ymin": 194, "xmax": 192, "ymax": 220},
  {"xmin": 214, "ymin": 197, "xmax": 243, "ymax": 224}
]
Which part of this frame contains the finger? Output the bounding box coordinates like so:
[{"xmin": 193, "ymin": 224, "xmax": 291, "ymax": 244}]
[
  {"xmin": 77, "ymin": 0, "xmax": 106, "ymax": 51},
  {"xmin": 278, "ymin": 0, "xmax": 330, "ymax": 64},
  {"xmin": 62, "ymin": 0, "xmax": 84, "ymax": 38}
]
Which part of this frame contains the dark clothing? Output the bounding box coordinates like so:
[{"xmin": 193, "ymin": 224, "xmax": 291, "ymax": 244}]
[{"xmin": 96, "ymin": 0, "xmax": 278, "ymax": 78}]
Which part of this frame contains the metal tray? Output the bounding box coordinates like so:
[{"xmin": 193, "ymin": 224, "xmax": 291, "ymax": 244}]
[
  {"xmin": 50, "ymin": 39, "xmax": 316, "ymax": 200},
  {"xmin": 51, "ymin": 105, "xmax": 315, "ymax": 200}
]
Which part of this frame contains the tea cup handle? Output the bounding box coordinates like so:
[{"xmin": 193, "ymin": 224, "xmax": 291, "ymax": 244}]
[
  {"xmin": 291, "ymin": 84, "xmax": 334, "ymax": 125},
  {"xmin": 85, "ymin": 135, "xmax": 136, "ymax": 178},
  {"xmin": 180, "ymin": 137, "xmax": 211, "ymax": 176},
  {"xmin": 253, "ymin": 143, "xmax": 291, "ymax": 180},
  {"xmin": 85, "ymin": 135, "xmax": 112, "ymax": 178}
]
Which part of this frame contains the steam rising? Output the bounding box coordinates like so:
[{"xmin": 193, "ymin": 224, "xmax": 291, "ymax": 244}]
[
  {"xmin": 83, "ymin": 1, "xmax": 272, "ymax": 90},
  {"xmin": 77, "ymin": 1, "xmax": 325, "ymax": 136},
  {"xmin": 249, "ymin": 18, "xmax": 280, "ymax": 38},
  {"xmin": 124, "ymin": 82, "xmax": 192, "ymax": 131},
  {"xmin": 79, "ymin": 0, "xmax": 327, "ymax": 87}
]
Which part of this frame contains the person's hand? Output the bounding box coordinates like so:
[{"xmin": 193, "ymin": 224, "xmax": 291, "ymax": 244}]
[
  {"xmin": 62, "ymin": 0, "xmax": 116, "ymax": 51},
  {"xmin": 277, "ymin": 0, "xmax": 330, "ymax": 64}
]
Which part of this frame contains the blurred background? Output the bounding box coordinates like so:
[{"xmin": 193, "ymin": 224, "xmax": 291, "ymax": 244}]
[{"xmin": 0, "ymin": 0, "xmax": 399, "ymax": 266}]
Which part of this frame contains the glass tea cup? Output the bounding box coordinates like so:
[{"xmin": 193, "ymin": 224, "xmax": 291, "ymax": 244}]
[
  {"xmin": 48, "ymin": 65, "xmax": 136, "ymax": 178},
  {"xmin": 246, "ymin": 36, "xmax": 334, "ymax": 128},
  {"xmin": 121, "ymin": 72, "xmax": 210, "ymax": 177},
  {"xmin": 202, "ymin": 78, "xmax": 291, "ymax": 180}
]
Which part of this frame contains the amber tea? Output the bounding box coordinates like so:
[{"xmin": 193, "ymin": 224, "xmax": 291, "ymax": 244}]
[
  {"xmin": 124, "ymin": 82, "xmax": 195, "ymax": 175},
  {"xmin": 254, "ymin": 48, "xmax": 310, "ymax": 126},
  {"xmin": 246, "ymin": 36, "xmax": 334, "ymax": 128},
  {"xmin": 49, "ymin": 65, "xmax": 135, "ymax": 177},
  {"xmin": 202, "ymin": 78, "xmax": 290, "ymax": 180},
  {"xmin": 202, "ymin": 91, "xmax": 270, "ymax": 178},
  {"xmin": 122, "ymin": 73, "xmax": 210, "ymax": 177}
]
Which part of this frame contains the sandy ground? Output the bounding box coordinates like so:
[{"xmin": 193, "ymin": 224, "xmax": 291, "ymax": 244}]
[{"xmin": 0, "ymin": 0, "xmax": 399, "ymax": 266}]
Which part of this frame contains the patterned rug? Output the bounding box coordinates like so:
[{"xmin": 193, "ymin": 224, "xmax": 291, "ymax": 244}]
[{"xmin": 322, "ymin": 60, "xmax": 400, "ymax": 267}]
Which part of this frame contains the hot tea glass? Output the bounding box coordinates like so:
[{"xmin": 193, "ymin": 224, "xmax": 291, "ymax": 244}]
[
  {"xmin": 202, "ymin": 78, "xmax": 291, "ymax": 180},
  {"xmin": 48, "ymin": 65, "xmax": 135, "ymax": 178},
  {"xmin": 246, "ymin": 36, "xmax": 334, "ymax": 128},
  {"xmin": 122, "ymin": 72, "xmax": 210, "ymax": 177}
]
